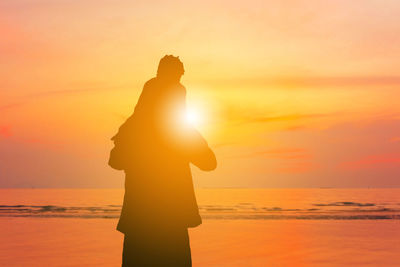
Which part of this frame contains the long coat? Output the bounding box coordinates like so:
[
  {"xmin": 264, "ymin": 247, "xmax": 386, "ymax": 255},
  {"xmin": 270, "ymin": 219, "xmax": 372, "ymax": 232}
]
[{"xmin": 113, "ymin": 77, "xmax": 216, "ymax": 234}]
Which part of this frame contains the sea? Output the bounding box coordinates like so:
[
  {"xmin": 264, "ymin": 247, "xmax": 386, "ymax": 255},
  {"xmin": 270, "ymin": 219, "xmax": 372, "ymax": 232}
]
[{"xmin": 1, "ymin": 188, "xmax": 400, "ymax": 266}]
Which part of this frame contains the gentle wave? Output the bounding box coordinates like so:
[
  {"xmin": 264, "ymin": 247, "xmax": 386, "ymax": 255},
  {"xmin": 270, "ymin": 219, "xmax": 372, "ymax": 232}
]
[{"xmin": 1, "ymin": 202, "xmax": 400, "ymax": 220}]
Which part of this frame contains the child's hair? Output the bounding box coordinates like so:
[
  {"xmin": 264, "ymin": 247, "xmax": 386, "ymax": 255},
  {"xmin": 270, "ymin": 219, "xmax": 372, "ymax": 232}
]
[{"xmin": 157, "ymin": 55, "xmax": 185, "ymax": 77}]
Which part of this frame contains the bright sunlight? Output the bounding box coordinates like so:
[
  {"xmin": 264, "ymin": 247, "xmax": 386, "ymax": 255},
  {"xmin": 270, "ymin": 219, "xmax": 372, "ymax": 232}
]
[{"xmin": 185, "ymin": 109, "xmax": 202, "ymax": 126}]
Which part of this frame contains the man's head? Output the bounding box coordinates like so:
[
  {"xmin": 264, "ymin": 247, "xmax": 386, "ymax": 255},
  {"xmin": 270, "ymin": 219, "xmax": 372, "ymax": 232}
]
[{"xmin": 157, "ymin": 55, "xmax": 185, "ymax": 82}]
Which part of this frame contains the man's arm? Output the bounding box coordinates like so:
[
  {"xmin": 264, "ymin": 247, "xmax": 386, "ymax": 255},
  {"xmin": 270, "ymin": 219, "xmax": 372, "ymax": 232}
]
[
  {"xmin": 190, "ymin": 144, "xmax": 217, "ymax": 171},
  {"xmin": 182, "ymin": 128, "xmax": 217, "ymax": 171}
]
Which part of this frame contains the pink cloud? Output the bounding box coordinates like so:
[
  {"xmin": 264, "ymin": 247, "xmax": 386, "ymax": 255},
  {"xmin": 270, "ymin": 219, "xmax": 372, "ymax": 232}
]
[
  {"xmin": 340, "ymin": 154, "xmax": 400, "ymax": 170},
  {"xmin": 0, "ymin": 102, "xmax": 23, "ymax": 112},
  {"xmin": 231, "ymin": 147, "xmax": 316, "ymax": 174},
  {"xmin": 389, "ymin": 137, "xmax": 400, "ymax": 143},
  {"xmin": 259, "ymin": 148, "xmax": 312, "ymax": 160},
  {"xmin": 234, "ymin": 147, "xmax": 312, "ymax": 159},
  {"xmin": 274, "ymin": 162, "xmax": 316, "ymax": 174},
  {"xmin": 0, "ymin": 126, "xmax": 11, "ymax": 138}
]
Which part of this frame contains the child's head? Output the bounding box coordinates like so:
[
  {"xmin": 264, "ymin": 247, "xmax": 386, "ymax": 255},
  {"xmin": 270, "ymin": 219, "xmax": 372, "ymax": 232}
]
[{"xmin": 157, "ymin": 55, "xmax": 185, "ymax": 82}]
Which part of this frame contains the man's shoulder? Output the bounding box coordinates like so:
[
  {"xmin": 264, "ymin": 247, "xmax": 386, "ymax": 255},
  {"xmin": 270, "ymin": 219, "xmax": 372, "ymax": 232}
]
[
  {"xmin": 144, "ymin": 77, "xmax": 158, "ymax": 87},
  {"xmin": 143, "ymin": 78, "xmax": 185, "ymax": 92}
]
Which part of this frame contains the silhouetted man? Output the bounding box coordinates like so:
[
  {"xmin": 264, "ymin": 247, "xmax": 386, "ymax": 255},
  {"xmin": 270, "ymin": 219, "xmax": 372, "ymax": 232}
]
[{"xmin": 109, "ymin": 55, "xmax": 217, "ymax": 266}]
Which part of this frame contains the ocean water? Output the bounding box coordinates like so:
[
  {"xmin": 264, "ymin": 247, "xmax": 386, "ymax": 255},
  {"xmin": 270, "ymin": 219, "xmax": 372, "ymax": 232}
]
[
  {"xmin": 1, "ymin": 188, "xmax": 400, "ymax": 220},
  {"xmin": 1, "ymin": 188, "xmax": 400, "ymax": 266}
]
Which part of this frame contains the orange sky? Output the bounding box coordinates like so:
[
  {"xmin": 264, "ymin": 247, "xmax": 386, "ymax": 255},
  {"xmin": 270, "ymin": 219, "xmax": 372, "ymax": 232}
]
[{"xmin": 1, "ymin": 0, "xmax": 400, "ymax": 187}]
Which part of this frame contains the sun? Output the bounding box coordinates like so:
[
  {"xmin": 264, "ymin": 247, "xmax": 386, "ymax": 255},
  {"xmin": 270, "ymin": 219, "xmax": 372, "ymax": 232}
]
[{"xmin": 185, "ymin": 109, "xmax": 201, "ymax": 126}]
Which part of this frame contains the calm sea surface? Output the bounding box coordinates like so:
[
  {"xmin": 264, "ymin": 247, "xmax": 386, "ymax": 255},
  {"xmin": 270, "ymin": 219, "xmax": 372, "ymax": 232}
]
[
  {"xmin": 1, "ymin": 189, "xmax": 400, "ymax": 266},
  {"xmin": 1, "ymin": 188, "xmax": 400, "ymax": 220}
]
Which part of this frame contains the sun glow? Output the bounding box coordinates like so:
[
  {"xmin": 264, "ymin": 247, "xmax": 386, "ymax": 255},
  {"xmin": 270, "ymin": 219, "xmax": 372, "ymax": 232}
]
[{"xmin": 185, "ymin": 109, "xmax": 202, "ymax": 126}]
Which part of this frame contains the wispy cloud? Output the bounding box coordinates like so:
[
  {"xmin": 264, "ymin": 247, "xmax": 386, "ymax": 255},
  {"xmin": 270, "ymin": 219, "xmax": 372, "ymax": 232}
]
[
  {"xmin": 205, "ymin": 76, "xmax": 400, "ymax": 89},
  {"xmin": 0, "ymin": 102, "xmax": 23, "ymax": 112},
  {"xmin": 0, "ymin": 126, "xmax": 11, "ymax": 138},
  {"xmin": 230, "ymin": 147, "xmax": 311, "ymax": 160},
  {"xmin": 233, "ymin": 113, "xmax": 330, "ymax": 126},
  {"xmin": 389, "ymin": 137, "xmax": 400, "ymax": 143},
  {"xmin": 340, "ymin": 154, "xmax": 400, "ymax": 170},
  {"xmin": 24, "ymin": 84, "xmax": 127, "ymax": 98},
  {"xmin": 274, "ymin": 161, "xmax": 315, "ymax": 174},
  {"xmin": 0, "ymin": 84, "xmax": 128, "ymax": 112},
  {"xmin": 254, "ymin": 148, "xmax": 311, "ymax": 159},
  {"xmin": 214, "ymin": 141, "xmax": 238, "ymax": 148},
  {"xmin": 246, "ymin": 113, "xmax": 328, "ymax": 123},
  {"xmin": 284, "ymin": 125, "xmax": 307, "ymax": 131}
]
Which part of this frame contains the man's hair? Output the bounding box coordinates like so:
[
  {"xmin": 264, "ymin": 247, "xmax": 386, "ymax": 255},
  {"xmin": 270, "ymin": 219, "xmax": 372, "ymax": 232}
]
[{"xmin": 157, "ymin": 55, "xmax": 185, "ymax": 77}]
